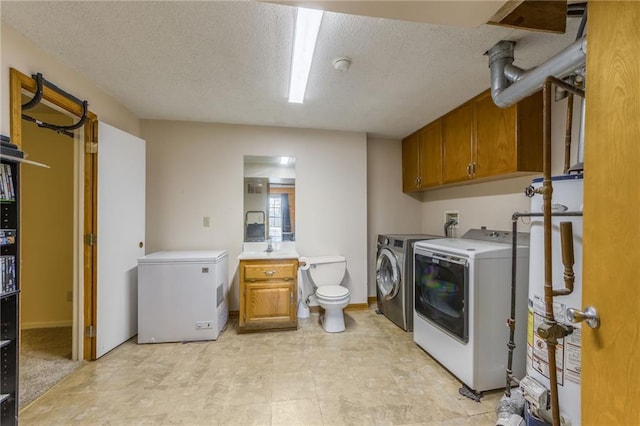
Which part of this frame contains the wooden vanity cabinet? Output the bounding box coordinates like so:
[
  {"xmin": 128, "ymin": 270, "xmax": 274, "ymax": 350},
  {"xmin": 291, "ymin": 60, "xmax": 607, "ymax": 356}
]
[
  {"xmin": 402, "ymin": 119, "xmax": 443, "ymax": 192},
  {"xmin": 238, "ymin": 258, "xmax": 298, "ymax": 333}
]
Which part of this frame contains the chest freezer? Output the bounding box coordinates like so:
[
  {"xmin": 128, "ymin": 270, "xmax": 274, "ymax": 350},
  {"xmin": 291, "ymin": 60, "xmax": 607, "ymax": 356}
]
[{"xmin": 137, "ymin": 250, "xmax": 228, "ymax": 343}]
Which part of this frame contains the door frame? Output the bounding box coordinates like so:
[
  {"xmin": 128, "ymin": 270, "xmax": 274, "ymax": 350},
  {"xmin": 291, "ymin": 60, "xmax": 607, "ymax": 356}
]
[{"xmin": 9, "ymin": 68, "xmax": 98, "ymax": 360}]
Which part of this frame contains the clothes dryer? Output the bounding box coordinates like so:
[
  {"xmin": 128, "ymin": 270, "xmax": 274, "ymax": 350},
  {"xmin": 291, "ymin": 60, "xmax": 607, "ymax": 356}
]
[
  {"xmin": 413, "ymin": 229, "xmax": 530, "ymax": 393},
  {"xmin": 376, "ymin": 234, "xmax": 441, "ymax": 331}
]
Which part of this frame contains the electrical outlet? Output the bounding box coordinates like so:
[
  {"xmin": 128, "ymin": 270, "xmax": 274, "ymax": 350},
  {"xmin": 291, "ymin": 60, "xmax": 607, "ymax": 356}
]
[
  {"xmin": 203, "ymin": 216, "xmax": 210, "ymax": 227},
  {"xmin": 444, "ymin": 211, "xmax": 459, "ymax": 228},
  {"xmin": 195, "ymin": 321, "xmax": 213, "ymax": 330}
]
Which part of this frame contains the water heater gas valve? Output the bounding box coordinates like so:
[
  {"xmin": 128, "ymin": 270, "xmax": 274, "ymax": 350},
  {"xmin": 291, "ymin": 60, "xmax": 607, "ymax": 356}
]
[
  {"xmin": 537, "ymin": 321, "xmax": 574, "ymax": 342},
  {"xmin": 520, "ymin": 375, "xmax": 548, "ymax": 410}
]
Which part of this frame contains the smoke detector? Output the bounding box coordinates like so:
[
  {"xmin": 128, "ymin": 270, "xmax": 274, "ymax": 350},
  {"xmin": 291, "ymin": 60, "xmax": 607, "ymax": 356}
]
[{"xmin": 333, "ymin": 57, "xmax": 352, "ymax": 72}]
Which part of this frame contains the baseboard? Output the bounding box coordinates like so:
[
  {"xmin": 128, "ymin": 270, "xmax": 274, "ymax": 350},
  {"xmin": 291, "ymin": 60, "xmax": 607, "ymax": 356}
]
[
  {"xmin": 368, "ymin": 296, "xmax": 377, "ymax": 306},
  {"xmin": 231, "ymin": 297, "xmax": 377, "ymax": 318},
  {"xmin": 309, "ymin": 303, "xmax": 370, "ymax": 313},
  {"xmin": 21, "ymin": 320, "xmax": 73, "ymax": 330},
  {"xmin": 231, "ymin": 302, "xmax": 372, "ymax": 318},
  {"xmin": 344, "ymin": 303, "xmax": 370, "ymax": 311}
]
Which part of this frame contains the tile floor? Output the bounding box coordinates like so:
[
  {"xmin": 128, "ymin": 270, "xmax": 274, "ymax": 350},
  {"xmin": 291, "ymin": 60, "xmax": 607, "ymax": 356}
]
[{"xmin": 20, "ymin": 308, "xmax": 503, "ymax": 425}]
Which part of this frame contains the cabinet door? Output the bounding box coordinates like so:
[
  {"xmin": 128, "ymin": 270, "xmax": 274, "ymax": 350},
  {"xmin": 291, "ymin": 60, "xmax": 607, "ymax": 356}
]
[
  {"xmin": 402, "ymin": 132, "xmax": 421, "ymax": 192},
  {"xmin": 419, "ymin": 119, "xmax": 443, "ymax": 188},
  {"xmin": 244, "ymin": 281, "xmax": 296, "ymax": 326},
  {"xmin": 474, "ymin": 92, "xmax": 517, "ymax": 178},
  {"xmin": 442, "ymin": 103, "xmax": 474, "ymax": 183}
]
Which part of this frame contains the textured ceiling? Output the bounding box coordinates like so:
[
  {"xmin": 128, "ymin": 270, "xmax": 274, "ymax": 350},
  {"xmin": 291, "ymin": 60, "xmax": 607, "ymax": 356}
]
[{"xmin": 1, "ymin": 1, "xmax": 581, "ymax": 139}]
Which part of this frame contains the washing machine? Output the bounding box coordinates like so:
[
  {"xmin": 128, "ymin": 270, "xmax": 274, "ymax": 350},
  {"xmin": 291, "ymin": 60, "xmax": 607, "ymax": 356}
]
[{"xmin": 376, "ymin": 234, "xmax": 441, "ymax": 331}]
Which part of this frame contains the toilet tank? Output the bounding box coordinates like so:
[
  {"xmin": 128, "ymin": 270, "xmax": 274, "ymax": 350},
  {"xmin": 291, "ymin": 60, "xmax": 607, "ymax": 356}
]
[{"xmin": 307, "ymin": 256, "xmax": 346, "ymax": 286}]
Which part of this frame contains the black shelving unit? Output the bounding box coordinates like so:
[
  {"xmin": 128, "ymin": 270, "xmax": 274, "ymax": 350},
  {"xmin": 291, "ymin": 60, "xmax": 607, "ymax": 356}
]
[{"xmin": 0, "ymin": 157, "xmax": 19, "ymax": 425}]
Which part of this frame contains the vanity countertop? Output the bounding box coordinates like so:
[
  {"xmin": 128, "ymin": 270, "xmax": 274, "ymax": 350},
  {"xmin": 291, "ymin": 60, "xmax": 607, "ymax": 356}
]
[{"xmin": 238, "ymin": 242, "xmax": 299, "ymax": 260}]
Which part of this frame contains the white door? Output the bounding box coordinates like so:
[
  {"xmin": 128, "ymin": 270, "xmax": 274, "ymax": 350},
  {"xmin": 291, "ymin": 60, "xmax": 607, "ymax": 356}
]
[{"xmin": 96, "ymin": 122, "xmax": 145, "ymax": 358}]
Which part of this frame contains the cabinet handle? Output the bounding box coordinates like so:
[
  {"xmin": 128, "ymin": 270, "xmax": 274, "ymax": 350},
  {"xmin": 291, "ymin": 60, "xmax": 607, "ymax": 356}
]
[
  {"xmin": 466, "ymin": 163, "xmax": 472, "ymax": 177},
  {"xmin": 418, "ymin": 176, "xmax": 422, "ymax": 187},
  {"xmin": 415, "ymin": 177, "xmax": 419, "ymax": 186},
  {"xmin": 264, "ymin": 270, "xmax": 276, "ymax": 276},
  {"xmin": 472, "ymin": 162, "xmax": 477, "ymax": 176}
]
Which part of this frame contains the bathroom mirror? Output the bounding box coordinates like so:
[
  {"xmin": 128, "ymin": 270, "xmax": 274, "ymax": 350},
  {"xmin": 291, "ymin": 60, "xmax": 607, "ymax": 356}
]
[{"xmin": 243, "ymin": 155, "xmax": 296, "ymax": 242}]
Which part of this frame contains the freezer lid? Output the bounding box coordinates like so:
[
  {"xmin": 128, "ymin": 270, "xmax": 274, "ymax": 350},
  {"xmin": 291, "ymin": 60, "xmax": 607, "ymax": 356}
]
[{"xmin": 138, "ymin": 250, "xmax": 228, "ymax": 264}]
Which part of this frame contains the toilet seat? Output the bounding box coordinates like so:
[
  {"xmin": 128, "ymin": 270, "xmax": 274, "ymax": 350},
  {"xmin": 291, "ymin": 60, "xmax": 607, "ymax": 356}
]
[{"xmin": 316, "ymin": 285, "xmax": 350, "ymax": 300}]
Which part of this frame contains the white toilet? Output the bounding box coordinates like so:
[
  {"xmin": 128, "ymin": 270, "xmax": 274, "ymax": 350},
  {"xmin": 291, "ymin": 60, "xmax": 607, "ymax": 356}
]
[{"xmin": 300, "ymin": 256, "xmax": 351, "ymax": 333}]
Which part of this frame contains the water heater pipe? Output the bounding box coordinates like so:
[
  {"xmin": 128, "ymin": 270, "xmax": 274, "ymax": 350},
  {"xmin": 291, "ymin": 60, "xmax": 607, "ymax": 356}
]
[
  {"xmin": 563, "ymin": 93, "xmax": 575, "ymax": 174},
  {"xmin": 487, "ymin": 34, "xmax": 587, "ymax": 424},
  {"xmin": 557, "ymin": 222, "xmax": 575, "ymax": 296},
  {"xmin": 539, "ymin": 77, "xmax": 584, "ymax": 426},
  {"xmin": 506, "ymin": 211, "xmax": 582, "ymax": 398}
]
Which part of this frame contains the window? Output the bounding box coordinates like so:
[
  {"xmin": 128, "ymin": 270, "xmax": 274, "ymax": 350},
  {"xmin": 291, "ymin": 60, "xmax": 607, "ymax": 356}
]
[{"xmin": 269, "ymin": 195, "xmax": 283, "ymax": 242}]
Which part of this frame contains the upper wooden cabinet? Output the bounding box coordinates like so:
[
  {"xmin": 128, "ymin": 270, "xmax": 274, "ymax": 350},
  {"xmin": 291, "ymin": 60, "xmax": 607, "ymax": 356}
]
[
  {"xmin": 403, "ymin": 89, "xmax": 543, "ymax": 191},
  {"xmin": 420, "ymin": 120, "xmax": 443, "ymax": 188},
  {"xmin": 442, "ymin": 103, "xmax": 474, "ymax": 184},
  {"xmin": 473, "ymin": 90, "xmax": 543, "ymax": 180},
  {"xmin": 402, "ymin": 119, "xmax": 443, "ymax": 192},
  {"xmin": 402, "ymin": 131, "xmax": 421, "ymax": 192}
]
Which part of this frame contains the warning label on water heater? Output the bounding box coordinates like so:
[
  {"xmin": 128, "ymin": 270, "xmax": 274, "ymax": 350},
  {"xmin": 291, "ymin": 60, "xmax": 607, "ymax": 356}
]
[{"xmin": 527, "ymin": 295, "xmax": 582, "ymax": 386}]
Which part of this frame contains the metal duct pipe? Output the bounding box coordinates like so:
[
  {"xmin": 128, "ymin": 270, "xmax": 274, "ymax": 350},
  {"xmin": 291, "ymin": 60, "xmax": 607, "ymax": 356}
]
[
  {"xmin": 504, "ymin": 64, "xmax": 526, "ymax": 82},
  {"xmin": 487, "ymin": 37, "xmax": 587, "ymax": 108}
]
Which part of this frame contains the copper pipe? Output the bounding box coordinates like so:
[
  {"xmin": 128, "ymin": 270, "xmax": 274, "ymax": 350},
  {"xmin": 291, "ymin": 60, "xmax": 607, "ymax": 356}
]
[
  {"xmin": 555, "ymin": 221, "xmax": 575, "ymax": 296},
  {"xmin": 563, "ymin": 93, "xmax": 574, "ymax": 174},
  {"xmin": 542, "ymin": 78, "xmax": 561, "ymax": 426},
  {"xmin": 543, "ymin": 80, "xmax": 554, "ymax": 321},
  {"xmin": 506, "ymin": 211, "xmax": 582, "ymax": 400},
  {"xmin": 542, "ymin": 77, "xmax": 585, "ymax": 426}
]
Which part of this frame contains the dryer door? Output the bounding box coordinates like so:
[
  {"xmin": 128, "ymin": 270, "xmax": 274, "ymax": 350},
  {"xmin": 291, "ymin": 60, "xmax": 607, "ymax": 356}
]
[{"xmin": 376, "ymin": 248, "xmax": 401, "ymax": 300}]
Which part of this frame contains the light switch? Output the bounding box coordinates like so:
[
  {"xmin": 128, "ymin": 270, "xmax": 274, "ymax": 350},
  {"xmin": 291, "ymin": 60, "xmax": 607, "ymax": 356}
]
[{"xmin": 203, "ymin": 216, "xmax": 210, "ymax": 227}]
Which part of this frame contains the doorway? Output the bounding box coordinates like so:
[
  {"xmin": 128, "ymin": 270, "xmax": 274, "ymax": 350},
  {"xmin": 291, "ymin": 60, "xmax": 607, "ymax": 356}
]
[
  {"xmin": 10, "ymin": 69, "xmax": 98, "ymax": 364},
  {"xmin": 17, "ymin": 94, "xmax": 86, "ymax": 407},
  {"xmin": 9, "ymin": 69, "xmax": 100, "ymax": 393}
]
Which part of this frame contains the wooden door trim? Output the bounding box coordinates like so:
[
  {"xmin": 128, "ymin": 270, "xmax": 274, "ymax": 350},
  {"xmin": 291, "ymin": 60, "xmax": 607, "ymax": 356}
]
[{"xmin": 9, "ymin": 68, "xmax": 98, "ymax": 360}]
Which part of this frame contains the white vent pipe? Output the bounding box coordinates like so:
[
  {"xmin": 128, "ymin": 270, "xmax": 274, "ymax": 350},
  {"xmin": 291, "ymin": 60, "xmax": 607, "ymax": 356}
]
[{"xmin": 487, "ymin": 37, "xmax": 587, "ymax": 108}]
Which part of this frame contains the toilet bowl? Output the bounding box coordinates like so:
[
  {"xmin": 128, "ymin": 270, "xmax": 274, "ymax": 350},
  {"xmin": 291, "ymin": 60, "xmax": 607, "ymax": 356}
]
[{"xmin": 299, "ymin": 255, "xmax": 350, "ymax": 333}]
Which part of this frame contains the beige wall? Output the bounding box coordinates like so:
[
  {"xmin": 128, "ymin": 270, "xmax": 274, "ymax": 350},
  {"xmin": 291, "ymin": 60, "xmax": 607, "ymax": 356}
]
[
  {"xmin": 366, "ymin": 137, "xmax": 423, "ymax": 296},
  {"xmin": 1, "ymin": 24, "xmax": 140, "ymax": 137},
  {"xmin": 141, "ymin": 120, "xmax": 368, "ymax": 309},
  {"xmin": 21, "ymin": 117, "xmax": 74, "ymax": 328}
]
